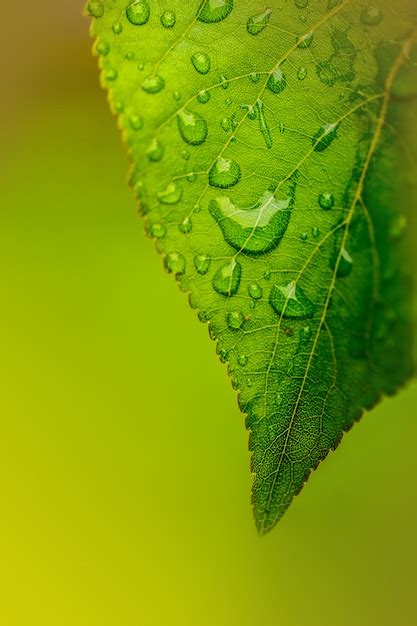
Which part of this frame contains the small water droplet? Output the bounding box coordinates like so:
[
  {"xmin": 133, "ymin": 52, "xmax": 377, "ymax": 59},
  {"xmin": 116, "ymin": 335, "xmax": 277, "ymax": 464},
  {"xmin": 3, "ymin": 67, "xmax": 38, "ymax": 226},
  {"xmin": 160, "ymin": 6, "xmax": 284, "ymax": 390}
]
[
  {"xmin": 149, "ymin": 223, "xmax": 166, "ymax": 238},
  {"xmin": 298, "ymin": 31, "xmax": 314, "ymax": 48},
  {"xmin": 248, "ymin": 283, "xmax": 263, "ymax": 299},
  {"xmin": 246, "ymin": 8, "xmax": 272, "ymax": 35},
  {"xmin": 219, "ymin": 349, "xmax": 229, "ymax": 363},
  {"xmin": 177, "ymin": 110, "xmax": 208, "ymax": 145},
  {"xmin": 312, "ymin": 122, "xmax": 338, "ymax": 152},
  {"xmin": 94, "ymin": 39, "xmax": 109, "ymax": 56},
  {"xmin": 312, "ymin": 226, "xmax": 319, "ymax": 238},
  {"xmin": 138, "ymin": 61, "xmax": 145, "ymax": 71},
  {"xmin": 129, "ymin": 114, "xmax": 143, "ymax": 130},
  {"xmin": 278, "ymin": 121, "xmax": 286, "ymax": 133},
  {"xmin": 146, "ymin": 138, "xmax": 164, "ymax": 162},
  {"xmin": 361, "ymin": 5, "xmax": 383, "ymax": 26},
  {"xmin": 112, "ymin": 21, "xmax": 123, "ymax": 34},
  {"xmin": 157, "ymin": 182, "xmax": 183, "ymax": 204},
  {"xmin": 194, "ymin": 254, "xmax": 211, "ymax": 275},
  {"xmin": 173, "ymin": 90, "xmax": 181, "ymax": 101},
  {"xmin": 267, "ymin": 67, "xmax": 286, "ymax": 94},
  {"xmin": 390, "ymin": 214, "xmax": 407, "ymax": 239},
  {"xmin": 160, "ymin": 10, "xmax": 176, "ymax": 28},
  {"xmin": 181, "ymin": 150, "xmax": 190, "ymax": 160},
  {"xmin": 331, "ymin": 246, "xmax": 353, "ymax": 277},
  {"xmin": 227, "ymin": 311, "xmax": 245, "ymax": 330},
  {"xmin": 238, "ymin": 355, "xmax": 248, "ymax": 367},
  {"xmin": 125, "ymin": 50, "xmax": 135, "ymax": 60},
  {"xmin": 178, "ymin": 217, "xmax": 193, "ymax": 233},
  {"xmin": 87, "ymin": 1, "xmax": 104, "ymax": 18},
  {"xmin": 198, "ymin": 0, "xmax": 234, "ymax": 24},
  {"xmin": 104, "ymin": 67, "xmax": 118, "ymax": 81},
  {"xmin": 209, "ymin": 157, "xmax": 241, "ymax": 188},
  {"xmin": 270, "ymin": 281, "xmax": 315, "ymax": 319},
  {"xmin": 126, "ymin": 0, "xmax": 150, "ymax": 26},
  {"xmin": 187, "ymin": 172, "xmax": 197, "ymax": 182},
  {"xmin": 191, "ymin": 52, "xmax": 211, "ymax": 74},
  {"xmin": 220, "ymin": 74, "xmax": 230, "ymax": 89},
  {"xmin": 300, "ymin": 232, "xmax": 308, "ymax": 242},
  {"xmin": 212, "ymin": 259, "xmax": 242, "ymax": 296},
  {"xmin": 297, "ymin": 66, "xmax": 307, "ymax": 80},
  {"xmin": 142, "ymin": 74, "xmax": 165, "ymax": 94},
  {"xmin": 318, "ymin": 192, "xmax": 334, "ymax": 210},
  {"xmin": 113, "ymin": 100, "xmax": 124, "ymax": 113},
  {"xmin": 250, "ymin": 72, "xmax": 261, "ymax": 83},
  {"xmin": 165, "ymin": 252, "xmax": 186, "ymax": 275},
  {"xmin": 197, "ymin": 89, "xmax": 211, "ymax": 104}
]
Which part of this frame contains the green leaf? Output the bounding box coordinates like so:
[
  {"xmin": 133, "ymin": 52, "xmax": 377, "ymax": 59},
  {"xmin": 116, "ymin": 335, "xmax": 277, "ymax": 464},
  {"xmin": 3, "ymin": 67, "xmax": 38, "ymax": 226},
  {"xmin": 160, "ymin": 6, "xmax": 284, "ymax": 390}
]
[{"xmin": 87, "ymin": 0, "xmax": 417, "ymax": 533}]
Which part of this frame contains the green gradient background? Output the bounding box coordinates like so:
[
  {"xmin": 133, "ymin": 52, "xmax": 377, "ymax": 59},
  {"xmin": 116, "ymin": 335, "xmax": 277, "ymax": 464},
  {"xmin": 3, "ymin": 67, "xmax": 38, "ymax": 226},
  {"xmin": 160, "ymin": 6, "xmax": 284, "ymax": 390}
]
[{"xmin": 1, "ymin": 4, "xmax": 416, "ymax": 625}]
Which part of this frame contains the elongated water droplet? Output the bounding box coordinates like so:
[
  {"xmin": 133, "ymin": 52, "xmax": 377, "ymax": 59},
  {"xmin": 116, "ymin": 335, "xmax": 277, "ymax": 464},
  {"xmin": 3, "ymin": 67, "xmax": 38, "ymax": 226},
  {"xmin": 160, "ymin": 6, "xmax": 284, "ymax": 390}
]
[
  {"xmin": 270, "ymin": 281, "xmax": 315, "ymax": 319},
  {"xmin": 194, "ymin": 255, "xmax": 211, "ymax": 275},
  {"xmin": 227, "ymin": 311, "xmax": 244, "ymax": 330},
  {"xmin": 209, "ymin": 157, "xmax": 241, "ymax": 188},
  {"xmin": 248, "ymin": 283, "xmax": 263, "ymax": 300},
  {"xmin": 220, "ymin": 74, "xmax": 229, "ymax": 89},
  {"xmin": 160, "ymin": 10, "xmax": 176, "ymax": 28},
  {"xmin": 157, "ymin": 182, "xmax": 183, "ymax": 204},
  {"xmin": 126, "ymin": 0, "xmax": 150, "ymax": 25},
  {"xmin": 246, "ymin": 8, "xmax": 272, "ymax": 35},
  {"xmin": 312, "ymin": 122, "xmax": 338, "ymax": 152},
  {"xmin": 178, "ymin": 217, "xmax": 193, "ymax": 233},
  {"xmin": 212, "ymin": 259, "xmax": 241, "ymax": 296},
  {"xmin": 256, "ymin": 100, "xmax": 272, "ymax": 149},
  {"xmin": 88, "ymin": 1, "xmax": 104, "ymax": 18},
  {"xmin": 198, "ymin": 0, "xmax": 234, "ymax": 23},
  {"xmin": 197, "ymin": 89, "xmax": 211, "ymax": 104},
  {"xmin": 142, "ymin": 74, "xmax": 165, "ymax": 94},
  {"xmin": 267, "ymin": 67, "xmax": 286, "ymax": 94},
  {"xmin": 361, "ymin": 5, "xmax": 383, "ymax": 26},
  {"xmin": 209, "ymin": 191, "xmax": 293, "ymax": 255},
  {"xmin": 146, "ymin": 138, "xmax": 164, "ymax": 162},
  {"xmin": 191, "ymin": 52, "xmax": 211, "ymax": 74},
  {"xmin": 165, "ymin": 252, "xmax": 186, "ymax": 275},
  {"xmin": 318, "ymin": 192, "xmax": 334, "ymax": 210},
  {"xmin": 177, "ymin": 110, "xmax": 208, "ymax": 145}
]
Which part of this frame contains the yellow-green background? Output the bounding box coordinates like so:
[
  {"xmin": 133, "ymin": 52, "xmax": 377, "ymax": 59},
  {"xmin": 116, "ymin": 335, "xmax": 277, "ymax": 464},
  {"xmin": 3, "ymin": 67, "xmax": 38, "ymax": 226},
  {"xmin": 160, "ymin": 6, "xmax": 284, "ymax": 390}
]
[{"xmin": 1, "ymin": 3, "xmax": 416, "ymax": 625}]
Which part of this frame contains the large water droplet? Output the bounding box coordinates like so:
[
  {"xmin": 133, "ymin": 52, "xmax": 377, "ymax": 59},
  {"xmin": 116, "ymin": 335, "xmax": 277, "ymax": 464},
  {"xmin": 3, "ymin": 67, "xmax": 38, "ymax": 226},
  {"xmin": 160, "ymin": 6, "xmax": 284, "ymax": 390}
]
[
  {"xmin": 209, "ymin": 157, "xmax": 241, "ymax": 188},
  {"xmin": 312, "ymin": 122, "xmax": 338, "ymax": 152},
  {"xmin": 146, "ymin": 138, "xmax": 164, "ymax": 162},
  {"xmin": 160, "ymin": 10, "xmax": 176, "ymax": 28},
  {"xmin": 209, "ymin": 191, "xmax": 293, "ymax": 255},
  {"xmin": 191, "ymin": 52, "xmax": 211, "ymax": 74},
  {"xmin": 142, "ymin": 74, "xmax": 165, "ymax": 94},
  {"xmin": 270, "ymin": 281, "xmax": 315, "ymax": 319},
  {"xmin": 361, "ymin": 5, "xmax": 383, "ymax": 26},
  {"xmin": 126, "ymin": 0, "xmax": 150, "ymax": 25},
  {"xmin": 87, "ymin": 1, "xmax": 104, "ymax": 18},
  {"xmin": 212, "ymin": 259, "xmax": 242, "ymax": 296},
  {"xmin": 198, "ymin": 0, "xmax": 234, "ymax": 23},
  {"xmin": 267, "ymin": 67, "xmax": 286, "ymax": 94},
  {"xmin": 165, "ymin": 252, "xmax": 186, "ymax": 275},
  {"xmin": 194, "ymin": 254, "xmax": 211, "ymax": 275},
  {"xmin": 246, "ymin": 8, "xmax": 272, "ymax": 35},
  {"xmin": 318, "ymin": 192, "xmax": 334, "ymax": 210},
  {"xmin": 177, "ymin": 110, "xmax": 208, "ymax": 145},
  {"xmin": 227, "ymin": 311, "xmax": 244, "ymax": 330},
  {"xmin": 157, "ymin": 182, "xmax": 183, "ymax": 204}
]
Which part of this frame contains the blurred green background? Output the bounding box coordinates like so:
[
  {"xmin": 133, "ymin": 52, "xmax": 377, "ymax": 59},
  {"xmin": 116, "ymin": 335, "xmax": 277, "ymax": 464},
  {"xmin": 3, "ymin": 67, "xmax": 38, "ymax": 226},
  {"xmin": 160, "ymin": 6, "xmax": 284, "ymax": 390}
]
[{"xmin": 1, "ymin": 3, "xmax": 416, "ymax": 625}]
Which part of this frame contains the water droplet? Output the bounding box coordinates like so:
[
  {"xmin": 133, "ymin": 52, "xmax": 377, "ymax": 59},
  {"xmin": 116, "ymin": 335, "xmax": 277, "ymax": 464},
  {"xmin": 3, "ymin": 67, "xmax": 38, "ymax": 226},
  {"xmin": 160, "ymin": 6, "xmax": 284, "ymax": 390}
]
[
  {"xmin": 181, "ymin": 150, "xmax": 190, "ymax": 160},
  {"xmin": 318, "ymin": 192, "xmax": 334, "ymax": 210},
  {"xmin": 198, "ymin": 0, "xmax": 234, "ymax": 23},
  {"xmin": 129, "ymin": 114, "xmax": 143, "ymax": 130},
  {"xmin": 300, "ymin": 232, "xmax": 308, "ymax": 242},
  {"xmin": 267, "ymin": 67, "xmax": 286, "ymax": 94},
  {"xmin": 225, "ymin": 97, "xmax": 232, "ymax": 106},
  {"xmin": 178, "ymin": 217, "xmax": 193, "ymax": 233},
  {"xmin": 126, "ymin": 0, "xmax": 150, "ymax": 26},
  {"xmin": 187, "ymin": 172, "xmax": 197, "ymax": 182},
  {"xmin": 177, "ymin": 110, "xmax": 208, "ymax": 145},
  {"xmin": 297, "ymin": 66, "xmax": 307, "ymax": 80},
  {"xmin": 246, "ymin": 8, "xmax": 272, "ymax": 35},
  {"xmin": 241, "ymin": 103, "xmax": 257, "ymax": 120},
  {"xmin": 390, "ymin": 214, "xmax": 407, "ymax": 239},
  {"xmin": 278, "ymin": 121, "xmax": 286, "ymax": 133},
  {"xmin": 113, "ymin": 100, "xmax": 124, "ymax": 113},
  {"xmin": 220, "ymin": 74, "xmax": 229, "ymax": 89},
  {"xmin": 138, "ymin": 61, "xmax": 145, "ymax": 71},
  {"xmin": 361, "ymin": 5, "xmax": 383, "ymax": 26},
  {"xmin": 197, "ymin": 89, "xmax": 211, "ymax": 104},
  {"xmin": 209, "ymin": 191, "xmax": 292, "ymax": 254},
  {"xmin": 160, "ymin": 10, "xmax": 176, "ymax": 28},
  {"xmin": 298, "ymin": 31, "xmax": 314, "ymax": 48},
  {"xmin": 173, "ymin": 90, "xmax": 181, "ymax": 101},
  {"xmin": 330, "ymin": 246, "xmax": 353, "ymax": 277},
  {"xmin": 104, "ymin": 67, "xmax": 118, "ymax": 81},
  {"xmin": 194, "ymin": 254, "xmax": 211, "ymax": 275},
  {"xmin": 256, "ymin": 100, "xmax": 272, "ymax": 149},
  {"xmin": 87, "ymin": 1, "xmax": 104, "ymax": 18},
  {"xmin": 250, "ymin": 72, "xmax": 261, "ymax": 83},
  {"xmin": 146, "ymin": 138, "xmax": 164, "ymax": 162},
  {"xmin": 191, "ymin": 52, "xmax": 211, "ymax": 75},
  {"xmin": 294, "ymin": 0, "xmax": 308, "ymax": 7},
  {"xmin": 112, "ymin": 21, "xmax": 123, "ymax": 34},
  {"xmin": 125, "ymin": 51, "xmax": 135, "ymax": 60},
  {"xmin": 209, "ymin": 157, "xmax": 241, "ymax": 188},
  {"xmin": 165, "ymin": 252, "xmax": 186, "ymax": 275},
  {"xmin": 227, "ymin": 311, "xmax": 245, "ymax": 330},
  {"xmin": 270, "ymin": 281, "xmax": 315, "ymax": 319},
  {"xmin": 248, "ymin": 283, "xmax": 263, "ymax": 300},
  {"xmin": 142, "ymin": 74, "xmax": 165, "ymax": 94},
  {"xmin": 327, "ymin": 0, "xmax": 341, "ymax": 9},
  {"xmin": 312, "ymin": 226, "xmax": 319, "ymax": 238},
  {"xmin": 219, "ymin": 349, "xmax": 229, "ymax": 363},
  {"xmin": 212, "ymin": 259, "xmax": 241, "ymax": 296},
  {"xmin": 94, "ymin": 39, "xmax": 109, "ymax": 56},
  {"xmin": 238, "ymin": 355, "xmax": 248, "ymax": 367},
  {"xmin": 312, "ymin": 122, "xmax": 338, "ymax": 152},
  {"xmin": 150, "ymin": 223, "xmax": 166, "ymax": 238},
  {"xmin": 300, "ymin": 324, "xmax": 312, "ymax": 345},
  {"xmin": 157, "ymin": 182, "xmax": 183, "ymax": 204}
]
